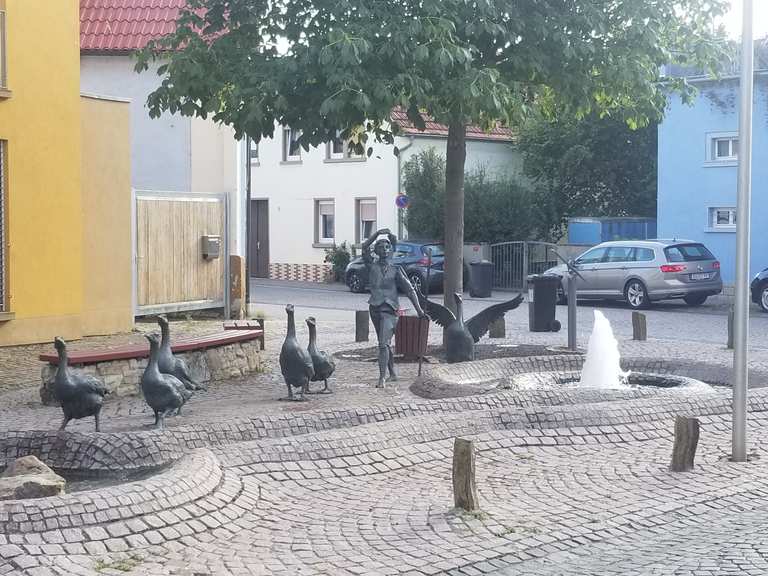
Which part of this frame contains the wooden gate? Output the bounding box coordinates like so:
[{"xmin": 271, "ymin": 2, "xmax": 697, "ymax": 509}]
[{"xmin": 135, "ymin": 192, "xmax": 228, "ymax": 314}]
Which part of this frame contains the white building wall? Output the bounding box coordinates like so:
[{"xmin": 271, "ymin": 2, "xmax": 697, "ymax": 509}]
[
  {"xmin": 399, "ymin": 136, "xmax": 522, "ymax": 180},
  {"xmin": 251, "ymin": 131, "xmax": 399, "ymax": 268}
]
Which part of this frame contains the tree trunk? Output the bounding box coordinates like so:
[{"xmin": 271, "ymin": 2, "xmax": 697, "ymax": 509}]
[{"xmin": 443, "ymin": 121, "xmax": 467, "ymax": 322}]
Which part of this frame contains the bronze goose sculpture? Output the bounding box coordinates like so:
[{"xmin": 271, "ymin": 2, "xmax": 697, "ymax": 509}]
[
  {"xmin": 52, "ymin": 337, "xmax": 109, "ymax": 432},
  {"xmin": 306, "ymin": 317, "xmax": 335, "ymax": 394},
  {"xmin": 420, "ymin": 292, "xmax": 524, "ymax": 363},
  {"xmin": 279, "ymin": 304, "xmax": 315, "ymax": 400},
  {"xmin": 141, "ymin": 333, "xmax": 187, "ymax": 429}
]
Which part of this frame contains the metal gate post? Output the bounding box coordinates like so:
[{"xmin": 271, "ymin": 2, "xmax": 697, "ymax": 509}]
[{"xmin": 522, "ymin": 242, "xmax": 529, "ymax": 290}]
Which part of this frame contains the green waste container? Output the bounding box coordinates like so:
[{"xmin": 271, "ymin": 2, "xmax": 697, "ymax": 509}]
[
  {"xmin": 469, "ymin": 260, "xmax": 494, "ymax": 298},
  {"xmin": 527, "ymin": 275, "xmax": 561, "ymax": 332}
]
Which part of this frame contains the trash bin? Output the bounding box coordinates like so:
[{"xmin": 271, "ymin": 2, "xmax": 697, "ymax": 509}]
[
  {"xmin": 527, "ymin": 275, "xmax": 562, "ymax": 332},
  {"xmin": 469, "ymin": 260, "xmax": 494, "ymax": 298},
  {"xmin": 395, "ymin": 315, "xmax": 430, "ymax": 359}
]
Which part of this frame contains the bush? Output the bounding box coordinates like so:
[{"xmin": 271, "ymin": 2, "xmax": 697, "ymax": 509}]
[{"xmin": 324, "ymin": 242, "xmax": 355, "ymax": 282}]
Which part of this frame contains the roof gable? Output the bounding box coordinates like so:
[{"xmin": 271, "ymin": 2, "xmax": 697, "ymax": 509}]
[{"xmin": 390, "ymin": 108, "xmax": 514, "ymax": 143}]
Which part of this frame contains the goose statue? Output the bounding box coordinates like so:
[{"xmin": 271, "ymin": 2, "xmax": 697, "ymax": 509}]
[
  {"xmin": 306, "ymin": 317, "xmax": 335, "ymax": 394},
  {"xmin": 157, "ymin": 315, "xmax": 204, "ymax": 392},
  {"xmin": 279, "ymin": 304, "xmax": 314, "ymax": 400},
  {"xmin": 52, "ymin": 337, "xmax": 109, "ymax": 432},
  {"xmin": 141, "ymin": 333, "xmax": 188, "ymax": 429},
  {"xmin": 419, "ymin": 292, "xmax": 524, "ymax": 363}
]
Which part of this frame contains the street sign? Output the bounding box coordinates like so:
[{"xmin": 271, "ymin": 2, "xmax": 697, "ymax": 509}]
[{"xmin": 395, "ymin": 194, "xmax": 410, "ymax": 209}]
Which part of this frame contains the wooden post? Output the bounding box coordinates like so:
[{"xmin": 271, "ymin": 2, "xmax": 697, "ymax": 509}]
[
  {"xmin": 489, "ymin": 317, "xmax": 505, "ymax": 339},
  {"xmin": 229, "ymin": 255, "xmax": 246, "ymax": 320},
  {"xmin": 355, "ymin": 310, "xmax": 369, "ymax": 342},
  {"xmin": 632, "ymin": 311, "xmax": 647, "ymax": 341},
  {"xmin": 727, "ymin": 306, "xmax": 735, "ymax": 349},
  {"xmin": 452, "ymin": 438, "xmax": 479, "ymax": 511},
  {"xmin": 669, "ymin": 416, "xmax": 700, "ymax": 472}
]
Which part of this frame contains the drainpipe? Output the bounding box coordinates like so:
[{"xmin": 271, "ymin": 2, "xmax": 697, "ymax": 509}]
[
  {"xmin": 396, "ymin": 135, "xmax": 415, "ymax": 239},
  {"xmin": 244, "ymin": 136, "xmax": 252, "ymax": 311}
]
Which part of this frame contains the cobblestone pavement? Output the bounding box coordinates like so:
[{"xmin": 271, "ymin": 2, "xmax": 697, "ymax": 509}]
[{"xmin": 3, "ymin": 311, "xmax": 768, "ymax": 574}]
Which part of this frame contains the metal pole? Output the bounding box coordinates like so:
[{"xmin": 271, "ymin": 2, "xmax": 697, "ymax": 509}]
[
  {"xmin": 732, "ymin": 0, "xmax": 753, "ymax": 463},
  {"xmin": 568, "ymin": 275, "xmax": 577, "ymax": 351},
  {"xmin": 244, "ymin": 136, "xmax": 253, "ymax": 313}
]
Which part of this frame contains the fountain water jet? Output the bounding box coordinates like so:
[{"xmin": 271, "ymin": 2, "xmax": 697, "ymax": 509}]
[{"xmin": 578, "ymin": 310, "xmax": 630, "ymax": 388}]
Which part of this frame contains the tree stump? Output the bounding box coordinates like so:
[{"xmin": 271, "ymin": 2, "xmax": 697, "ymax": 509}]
[
  {"xmin": 632, "ymin": 311, "xmax": 647, "ymax": 341},
  {"xmin": 452, "ymin": 438, "xmax": 479, "ymax": 511},
  {"xmin": 355, "ymin": 310, "xmax": 369, "ymax": 342},
  {"xmin": 727, "ymin": 306, "xmax": 734, "ymax": 349},
  {"xmin": 489, "ymin": 317, "xmax": 505, "ymax": 339},
  {"xmin": 669, "ymin": 416, "xmax": 700, "ymax": 472}
]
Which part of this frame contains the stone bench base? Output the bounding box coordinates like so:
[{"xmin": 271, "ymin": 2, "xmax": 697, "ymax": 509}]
[{"xmin": 40, "ymin": 339, "xmax": 264, "ymax": 405}]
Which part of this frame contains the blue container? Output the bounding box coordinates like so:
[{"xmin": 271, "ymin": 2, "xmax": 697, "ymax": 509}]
[{"xmin": 568, "ymin": 217, "xmax": 657, "ymax": 245}]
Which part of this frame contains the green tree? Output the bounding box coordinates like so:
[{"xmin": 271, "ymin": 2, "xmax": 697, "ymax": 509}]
[
  {"xmin": 136, "ymin": 0, "xmax": 727, "ymax": 314},
  {"xmin": 519, "ymin": 113, "xmax": 658, "ymax": 239},
  {"xmin": 403, "ymin": 149, "xmax": 539, "ymax": 244}
]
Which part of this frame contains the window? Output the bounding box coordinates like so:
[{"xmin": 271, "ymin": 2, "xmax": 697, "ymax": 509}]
[
  {"xmin": 576, "ymin": 247, "xmax": 608, "ymax": 265},
  {"xmin": 249, "ymin": 139, "xmax": 259, "ymax": 164},
  {"xmin": 605, "ymin": 246, "xmax": 634, "ymax": 263},
  {"xmin": 709, "ymin": 207, "xmax": 737, "ymax": 230},
  {"xmin": 356, "ymin": 199, "xmax": 377, "ymax": 243},
  {"xmin": 327, "ymin": 130, "xmax": 364, "ymax": 161},
  {"xmin": 0, "ymin": 1, "xmax": 7, "ymax": 91},
  {"xmin": 282, "ymin": 127, "xmax": 302, "ymax": 162},
  {"xmin": 632, "ymin": 248, "xmax": 655, "ymax": 262},
  {"xmin": 0, "ymin": 141, "xmax": 6, "ymax": 312},
  {"xmin": 393, "ymin": 244, "xmax": 413, "ymax": 259},
  {"xmin": 705, "ymin": 132, "xmax": 738, "ymax": 164},
  {"xmin": 315, "ymin": 200, "xmax": 335, "ymax": 244},
  {"xmin": 664, "ymin": 243, "xmax": 715, "ymax": 263}
]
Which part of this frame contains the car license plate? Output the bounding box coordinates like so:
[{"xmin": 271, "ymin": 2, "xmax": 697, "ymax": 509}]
[{"xmin": 690, "ymin": 273, "xmax": 711, "ymax": 280}]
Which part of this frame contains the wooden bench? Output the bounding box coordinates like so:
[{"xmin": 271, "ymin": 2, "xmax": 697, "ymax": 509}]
[{"xmin": 39, "ymin": 329, "xmax": 265, "ymax": 366}]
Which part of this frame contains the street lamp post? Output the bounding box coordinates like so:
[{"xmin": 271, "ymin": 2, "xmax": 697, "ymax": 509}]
[{"xmin": 732, "ymin": 0, "xmax": 754, "ymax": 462}]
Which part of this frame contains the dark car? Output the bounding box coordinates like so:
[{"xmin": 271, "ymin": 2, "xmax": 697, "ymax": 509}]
[
  {"xmin": 751, "ymin": 267, "xmax": 768, "ymax": 312},
  {"xmin": 345, "ymin": 241, "xmax": 453, "ymax": 294}
]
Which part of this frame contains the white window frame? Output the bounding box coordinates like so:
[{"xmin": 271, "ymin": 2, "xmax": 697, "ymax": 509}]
[
  {"xmin": 704, "ymin": 132, "xmax": 738, "ymax": 166},
  {"xmin": 708, "ymin": 206, "xmax": 737, "ymax": 231},
  {"xmin": 282, "ymin": 127, "xmax": 302, "ymax": 162},
  {"xmin": 326, "ymin": 130, "xmax": 365, "ymax": 162},
  {"xmin": 316, "ymin": 200, "xmax": 335, "ymax": 245},
  {"xmin": 249, "ymin": 139, "xmax": 259, "ymax": 165},
  {"xmin": 356, "ymin": 199, "xmax": 377, "ymax": 244}
]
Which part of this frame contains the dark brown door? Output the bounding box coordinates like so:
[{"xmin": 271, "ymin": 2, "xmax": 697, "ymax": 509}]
[{"xmin": 249, "ymin": 199, "xmax": 270, "ymax": 277}]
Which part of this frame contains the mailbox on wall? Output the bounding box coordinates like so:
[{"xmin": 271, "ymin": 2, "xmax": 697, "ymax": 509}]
[{"xmin": 201, "ymin": 235, "xmax": 221, "ymax": 260}]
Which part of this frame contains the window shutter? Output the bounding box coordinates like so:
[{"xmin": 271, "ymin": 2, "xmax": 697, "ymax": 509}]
[
  {"xmin": 360, "ymin": 202, "xmax": 376, "ymax": 221},
  {"xmin": 319, "ymin": 202, "xmax": 334, "ymax": 216}
]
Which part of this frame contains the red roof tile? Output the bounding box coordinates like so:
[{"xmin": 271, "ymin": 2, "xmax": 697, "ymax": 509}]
[
  {"xmin": 390, "ymin": 108, "xmax": 515, "ymax": 142},
  {"xmin": 80, "ymin": 0, "xmax": 186, "ymax": 52}
]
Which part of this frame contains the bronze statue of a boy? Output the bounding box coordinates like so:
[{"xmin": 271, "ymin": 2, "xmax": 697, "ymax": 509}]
[{"xmin": 361, "ymin": 228, "xmax": 425, "ymax": 387}]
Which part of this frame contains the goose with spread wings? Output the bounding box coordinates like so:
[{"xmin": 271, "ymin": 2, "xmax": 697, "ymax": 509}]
[{"xmin": 419, "ymin": 292, "xmax": 524, "ymax": 363}]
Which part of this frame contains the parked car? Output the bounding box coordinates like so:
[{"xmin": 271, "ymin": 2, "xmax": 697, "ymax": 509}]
[
  {"xmin": 345, "ymin": 241, "xmax": 467, "ymax": 294},
  {"xmin": 543, "ymin": 239, "xmax": 723, "ymax": 310},
  {"xmin": 751, "ymin": 267, "xmax": 768, "ymax": 312}
]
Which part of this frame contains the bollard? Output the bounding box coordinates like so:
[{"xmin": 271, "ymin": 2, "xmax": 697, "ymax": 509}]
[
  {"xmin": 727, "ymin": 306, "xmax": 734, "ymax": 349},
  {"xmin": 355, "ymin": 310, "xmax": 369, "ymax": 342},
  {"xmin": 489, "ymin": 317, "xmax": 505, "ymax": 339},
  {"xmin": 669, "ymin": 416, "xmax": 700, "ymax": 472},
  {"xmin": 632, "ymin": 311, "xmax": 647, "ymax": 341},
  {"xmin": 452, "ymin": 438, "xmax": 479, "ymax": 511}
]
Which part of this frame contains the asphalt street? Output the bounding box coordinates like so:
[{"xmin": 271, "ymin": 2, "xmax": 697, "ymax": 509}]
[{"xmin": 249, "ymin": 278, "xmax": 768, "ymax": 348}]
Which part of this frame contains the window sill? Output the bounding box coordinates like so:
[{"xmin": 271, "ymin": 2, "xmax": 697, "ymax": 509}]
[
  {"xmin": 280, "ymin": 159, "xmax": 302, "ymax": 165},
  {"xmin": 705, "ymin": 227, "xmax": 736, "ymax": 233},
  {"xmin": 250, "ymin": 160, "xmax": 260, "ymax": 167},
  {"xmin": 0, "ymin": 311, "xmax": 15, "ymax": 322},
  {"xmin": 324, "ymin": 157, "xmax": 366, "ymax": 164},
  {"xmin": 313, "ymin": 242, "xmax": 336, "ymax": 249},
  {"xmin": 0, "ymin": 88, "xmax": 12, "ymax": 100},
  {"xmin": 703, "ymin": 161, "xmax": 737, "ymax": 168}
]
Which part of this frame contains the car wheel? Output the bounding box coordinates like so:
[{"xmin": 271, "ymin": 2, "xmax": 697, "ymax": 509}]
[
  {"xmin": 408, "ymin": 273, "xmax": 426, "ymax": 295},
  {"xmin": 760, "ymin": 283, "xmax": 768, "ymax": 313},
  {"xmin": 683, "ymin": 294, "xmax": 708, "ymax": 307},
  {"xmin": 624, "ymin": 280, "xmax": 650, "ymax": 310},
  {"xmin": 347, "ymin": 272, "xmax": 364, "ymax": 293},
  {"xmin": 557, "ymin": 282, "xmax": 567, "ymax": 305}
]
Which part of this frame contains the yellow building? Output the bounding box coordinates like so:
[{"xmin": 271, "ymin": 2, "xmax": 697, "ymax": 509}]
[{"xmin": 0, "ymin": 0, "xmax": 132, "ymax": 345}]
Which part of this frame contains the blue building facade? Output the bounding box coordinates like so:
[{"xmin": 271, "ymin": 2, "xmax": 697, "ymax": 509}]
[{"xmin": 657, "ymin": 72, "xmax": 768, "ymax": 285}]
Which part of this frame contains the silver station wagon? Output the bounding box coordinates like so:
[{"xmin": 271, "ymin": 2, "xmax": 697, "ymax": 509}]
[{"xmin": 545, "ymin": 240, "xmax": 723, "ymax": 310}]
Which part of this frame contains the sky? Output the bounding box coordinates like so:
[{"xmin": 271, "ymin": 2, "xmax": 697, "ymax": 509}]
[{"xmin": 723, "ymin": 0, "xmax": 768, "ymax": 39}]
